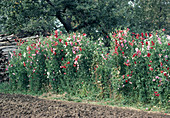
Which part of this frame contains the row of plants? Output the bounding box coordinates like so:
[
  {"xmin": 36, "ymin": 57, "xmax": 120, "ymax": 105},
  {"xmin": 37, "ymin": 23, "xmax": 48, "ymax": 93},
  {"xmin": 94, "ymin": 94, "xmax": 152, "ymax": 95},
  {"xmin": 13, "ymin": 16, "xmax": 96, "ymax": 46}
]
[{"xmin": 6, "ymin": 28, "xmax": 169, "ymax": 110}]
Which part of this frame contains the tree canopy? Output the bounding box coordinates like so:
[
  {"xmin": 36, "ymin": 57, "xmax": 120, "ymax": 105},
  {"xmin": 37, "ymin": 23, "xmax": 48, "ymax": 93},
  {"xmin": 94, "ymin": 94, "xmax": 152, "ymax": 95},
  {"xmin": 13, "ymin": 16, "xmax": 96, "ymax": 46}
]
[{"xmin": 0, "ymin": 0, "xmax": 169, "ymax": 39}]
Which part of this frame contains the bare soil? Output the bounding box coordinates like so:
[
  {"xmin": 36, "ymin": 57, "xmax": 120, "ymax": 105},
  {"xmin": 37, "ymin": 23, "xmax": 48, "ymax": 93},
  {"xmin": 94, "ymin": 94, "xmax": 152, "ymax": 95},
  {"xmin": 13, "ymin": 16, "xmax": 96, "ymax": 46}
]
[{"xmin": 0, "ymin": 93, "xmax": 169, "ymax": 118}]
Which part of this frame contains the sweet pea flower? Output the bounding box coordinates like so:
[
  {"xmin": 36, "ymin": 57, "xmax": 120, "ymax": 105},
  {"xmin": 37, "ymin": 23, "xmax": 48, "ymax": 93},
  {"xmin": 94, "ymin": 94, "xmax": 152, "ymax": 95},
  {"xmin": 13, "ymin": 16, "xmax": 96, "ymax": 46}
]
[{"xmin": 155, "ymin": 76, "xmax": 159, "ymax": 79}]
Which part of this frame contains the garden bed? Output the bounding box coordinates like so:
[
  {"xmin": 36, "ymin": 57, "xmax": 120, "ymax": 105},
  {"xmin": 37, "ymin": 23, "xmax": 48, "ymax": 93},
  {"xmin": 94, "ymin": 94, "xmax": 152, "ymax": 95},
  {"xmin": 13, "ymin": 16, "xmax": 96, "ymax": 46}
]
[{"xmin": 0, "ymin": 93, "xmax": 169, "ymax": 118}]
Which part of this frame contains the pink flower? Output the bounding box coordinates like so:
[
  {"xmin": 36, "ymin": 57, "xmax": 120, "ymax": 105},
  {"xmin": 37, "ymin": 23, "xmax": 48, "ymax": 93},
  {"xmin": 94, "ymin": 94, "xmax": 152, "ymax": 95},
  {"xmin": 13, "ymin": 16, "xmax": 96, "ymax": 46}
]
[
  {"xmin": 129, "ymin": 82, "xmax": 132, "ymax": 84},
  {"xmin": 155, "ymin": 76, "xmax": 159, "ymax": 79},
  {"xmin": 152, "ymin": 79, "xmax": 155, "ymax": 81},
  {"xmin": 158, "ymin": 41, "xmax": 162, "ymax": 44},
  {"xmin": 122, "ymin": 75, "xmax": 125, "ymax": 79},
  {"xmin": 70, "ymin": 42, "xmax": 73, "ymax": 46},
  {"xmin": 55, "ymin": 30, "xmax": 58, "ymax": 35},
  {"xmin": 27, "ymin": 46, "xmax": 31, "ymax": 51},
  {"xmin": 149, "ymin": 67, "xmax": 153, "ymax": 71}
]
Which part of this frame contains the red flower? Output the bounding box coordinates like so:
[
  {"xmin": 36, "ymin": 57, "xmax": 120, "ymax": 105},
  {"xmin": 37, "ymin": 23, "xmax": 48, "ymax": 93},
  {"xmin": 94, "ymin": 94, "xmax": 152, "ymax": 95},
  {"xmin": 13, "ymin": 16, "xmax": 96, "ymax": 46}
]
[
  {"xmin": 83, "ymin": 33, "xmax": 86, "ymax": 36},
  {"xmin": 75, "ymin": 56, "xmax": 79, "ymax": 61},
  {"xmin": 55, "ymin": 42, "xmax": 58, "ymax": 46},
  {"xmin": 67, "ymin": 61, "xmax": 70, "ymax": 64},
  {"xmin": 164, "ymin": 73, "xmax": 167, "ymax": 76},
  {"xmin": 148, "ymin": 64, "xmax": 151, "ymax": 67},
  {"xmin": 65, "ymin": 42, "xmax": 67, "ymax": 46},
  {"xmin": 61, "ymin": 57, "xmax": 64, "ymax": 61},
  {"xmin": 35, "ymin": 50, "xmax": 39, "ymax": 54},
  {"xmin": 168, "ymin": 43, "xmax": 170, "ymax": 46},
  {"xmin": 141, "ymin": 41, "xmax": 144, "ymax": 45},
  {"xmin": 75, "ymin": 42, "xmax": 77, "ymax": 45},
  {"xmin": 167, "ymin": 67, "xmax": 169, "ymax": 70},
  {"xmin": 145, "ymin": 33, "xmax": 148, "ymax": 37},
  {"xmin": 54, "ymin": 34, "xmax": 58, "ymax": 38},
  {"xmin": 154, "ymin": 91, "xmax": 158, "ymax": 94},
  {"xmin": 129, "ymin": 42, "xmax": 133, "ymax": 46},
  {"xmin": 146, "ymin": 41, "xmax": 148, "ymax": 45},
  {"xmin": 127, "ymin": 74, "xmax": 129, "ymax": 77},
  {"xmin": 147, "ymin": 53, "xmax": 151, "ymax": 57},
  {"xmin": 162, "ymin": 29, "xmax": 165, "ymax": 31},
  {"xmin": 122, "ymin": 52, "xmax": 125, "ymax": 54},
  {"xmin": 149, "ymin": 33, "xmax": 152, "ymax": 37},
  {"xmin": 133, "ymin": 53, "xmax": 136, "ymax": 57},
  {"xmin": 141, "ymin": 33, "xmax": 144, "ymax": 37},
  {"xmin": 59, "ymin": 39, "xmax": 62, "ymax": 42},
  {"xmin": 79, "ymin": 47, "xmax": 82, "ymax": 51},
  {"xmin": 150, "ymin": 47, "xmax": 153, "ymax": 49},
  {"xmin": 160, "ymin": 62, "xmax": 163, "ymax": 66},
  {"xmin": 155, "ymin": 94, "xmax": 159, "ymax": 96},
  {"xmin": 151, "ymin": 41, "xmax": 155, "ymax": 46},
  {"xmin": 18, "ymin": 53, "xmax": 22, "ymax": 56},
  {"xmin": 23, "ymin": 62, "xmax": 26, "ymax": 67},
  {"xmin": 161, "ymin": 71, "xmax": 164, "ymax": 73},
  {"xmin": 134, "ymin": 61, "xmax": 137, "ymax": 64},
  {"xmin": 61, "ymin": 66, "xmax": 66, "ymax": 68},
  {"xmin": 136, "ymin": 34, "xmax": 139, "ymax": 39},
  {"xmin": 125, "ymin": 80, "xmax": 128, "ymax": 83}
]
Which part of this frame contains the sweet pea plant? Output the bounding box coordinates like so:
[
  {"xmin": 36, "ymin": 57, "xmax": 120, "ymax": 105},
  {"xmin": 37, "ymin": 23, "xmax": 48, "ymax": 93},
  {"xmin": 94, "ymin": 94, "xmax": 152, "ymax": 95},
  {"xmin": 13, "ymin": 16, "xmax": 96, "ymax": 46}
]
[
  {"xmin": 6, "ymin": 28, "xmax": 169, "ymax": 108},
  {"xmin": 108, "ymin": 28, "xmax": 169, "ymax": 106},
  {"xmin": 7, "ymin": 31, "xmax": 102, "ymax": 95}
]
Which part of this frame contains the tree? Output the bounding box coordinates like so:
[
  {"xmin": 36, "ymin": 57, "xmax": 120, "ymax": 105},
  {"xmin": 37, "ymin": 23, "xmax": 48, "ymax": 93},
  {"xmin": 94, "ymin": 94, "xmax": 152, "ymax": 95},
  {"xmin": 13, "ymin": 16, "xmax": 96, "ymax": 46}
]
[
  {"xmin": 0, "ymin": 0, "xmax": 131, "ymax": 46},
  {"xmin": 127, "ymin": 0, "xmax": 170, "ymax": 34}
]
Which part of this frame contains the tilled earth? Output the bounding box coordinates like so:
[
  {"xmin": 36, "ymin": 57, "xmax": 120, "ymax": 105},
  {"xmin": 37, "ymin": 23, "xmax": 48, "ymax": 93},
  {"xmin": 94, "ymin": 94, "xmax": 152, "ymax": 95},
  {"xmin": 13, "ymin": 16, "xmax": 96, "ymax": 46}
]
[{"xmin": 0, "ymin": 93, "xmax": 169, "ymax": 118}]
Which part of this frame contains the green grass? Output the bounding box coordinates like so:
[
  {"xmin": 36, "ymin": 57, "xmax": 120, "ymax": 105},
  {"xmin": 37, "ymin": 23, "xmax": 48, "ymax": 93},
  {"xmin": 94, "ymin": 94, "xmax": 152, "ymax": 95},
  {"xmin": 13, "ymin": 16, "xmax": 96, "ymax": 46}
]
[{"xmin": 0, "ymin": 81, "xmax": 169, "ymax": 114}]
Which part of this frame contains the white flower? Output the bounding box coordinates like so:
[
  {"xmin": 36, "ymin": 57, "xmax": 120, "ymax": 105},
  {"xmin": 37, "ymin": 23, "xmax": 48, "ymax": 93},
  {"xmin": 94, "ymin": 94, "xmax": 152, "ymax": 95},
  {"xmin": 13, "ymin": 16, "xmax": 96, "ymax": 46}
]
[
  {"xmin": 47, "ymin": 72, "xmax": 50, "ymax": 78},
  {"xmin": 23, "ymin": 52, "xmax": 26, "ymax": 57}
]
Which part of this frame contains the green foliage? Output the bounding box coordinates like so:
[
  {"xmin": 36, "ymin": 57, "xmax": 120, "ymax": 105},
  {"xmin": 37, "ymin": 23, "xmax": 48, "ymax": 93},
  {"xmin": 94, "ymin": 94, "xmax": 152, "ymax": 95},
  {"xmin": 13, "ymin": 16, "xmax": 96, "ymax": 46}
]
[
  {"xmin": 127, "ymin": 0, "xmax": 169, "ymax": 34},
  {"xmin": 0, "ymin": 0, "xmax": 56, "ymax": 36}
]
